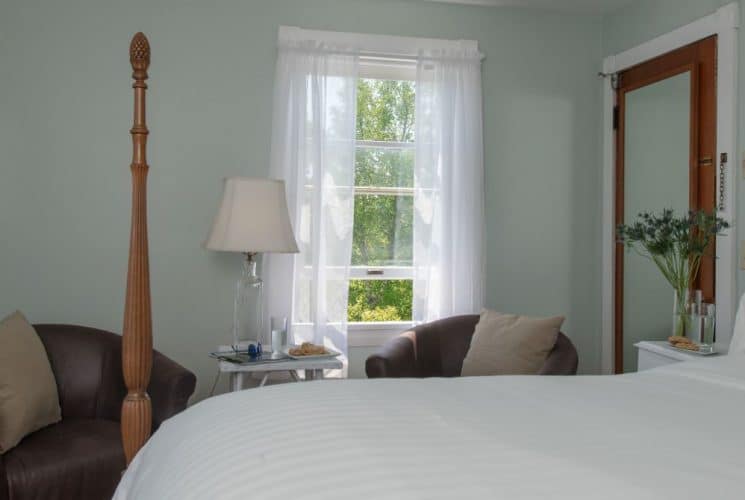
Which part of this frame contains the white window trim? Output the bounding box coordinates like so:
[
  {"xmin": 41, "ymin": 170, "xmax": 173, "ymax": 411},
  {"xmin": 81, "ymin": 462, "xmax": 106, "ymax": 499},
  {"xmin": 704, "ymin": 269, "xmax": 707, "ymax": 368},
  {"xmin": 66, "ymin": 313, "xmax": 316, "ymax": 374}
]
[
  {"xmin": 360, "ymin": 58, "xmax": 416, "ymax": 81},
  {"xmin": 600, "ymin": 2, "xmax": 739, "ymax": 374},
  {"xmin": 348, "ymin": 321, "xmax": 414, "ymax": 347},
  {"xmin": 291, "ymin": 321, "xmax": 414, "ymax": 347}
]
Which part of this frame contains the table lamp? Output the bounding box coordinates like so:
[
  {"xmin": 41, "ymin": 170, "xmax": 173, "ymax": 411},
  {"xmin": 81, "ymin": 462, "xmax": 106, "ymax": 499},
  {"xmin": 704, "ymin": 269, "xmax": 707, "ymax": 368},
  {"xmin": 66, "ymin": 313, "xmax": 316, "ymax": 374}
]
[{"xmin": 205, "ymin": 177, "xmax": 298, "ymax": 350}]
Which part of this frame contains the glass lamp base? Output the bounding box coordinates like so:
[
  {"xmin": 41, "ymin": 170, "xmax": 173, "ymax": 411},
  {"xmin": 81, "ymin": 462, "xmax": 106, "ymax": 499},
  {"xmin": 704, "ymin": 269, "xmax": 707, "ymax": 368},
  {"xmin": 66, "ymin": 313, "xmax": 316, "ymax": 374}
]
[{"xmin": 232, "ymin": 253, "xmax": 264, "ymax": 348}]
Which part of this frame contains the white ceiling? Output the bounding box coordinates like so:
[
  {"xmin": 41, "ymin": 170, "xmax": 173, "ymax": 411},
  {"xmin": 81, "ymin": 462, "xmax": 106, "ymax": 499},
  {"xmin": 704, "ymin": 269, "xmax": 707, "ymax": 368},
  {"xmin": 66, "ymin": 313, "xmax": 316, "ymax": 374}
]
[{"xmin": 424, "ymin": 0, "xmax": 637, "ymax": 14}]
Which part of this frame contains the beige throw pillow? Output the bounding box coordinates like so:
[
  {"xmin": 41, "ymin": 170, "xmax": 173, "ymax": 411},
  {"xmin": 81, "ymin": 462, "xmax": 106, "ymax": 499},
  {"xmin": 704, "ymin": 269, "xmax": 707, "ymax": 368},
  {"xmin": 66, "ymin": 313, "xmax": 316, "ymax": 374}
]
[
  {"xmin": 0, "ymin": 311, "xmax": 61, "ymax": 453},
  {"xmin": 461, "ymin": 310, "xmax": 564, "ymax": 376}
]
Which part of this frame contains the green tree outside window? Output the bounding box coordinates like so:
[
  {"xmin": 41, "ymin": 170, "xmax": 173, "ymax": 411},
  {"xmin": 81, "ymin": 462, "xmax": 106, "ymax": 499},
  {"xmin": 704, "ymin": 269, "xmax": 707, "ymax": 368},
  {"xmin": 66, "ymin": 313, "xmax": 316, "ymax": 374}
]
[{"xmin": 349, "ymin": 79, "xmax": 415, "ymax": 322}]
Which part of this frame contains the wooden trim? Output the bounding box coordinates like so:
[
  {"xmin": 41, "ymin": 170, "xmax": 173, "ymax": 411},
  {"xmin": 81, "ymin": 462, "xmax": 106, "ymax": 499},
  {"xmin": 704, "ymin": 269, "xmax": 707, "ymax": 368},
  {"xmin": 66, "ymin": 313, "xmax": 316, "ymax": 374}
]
[
  {"xmin": 121, "ymin": 32, "xmax": 153, "ymax": 465},
  {"xmin": 694, "ymin": 36, "xmax": 717, "ymax": 302}
]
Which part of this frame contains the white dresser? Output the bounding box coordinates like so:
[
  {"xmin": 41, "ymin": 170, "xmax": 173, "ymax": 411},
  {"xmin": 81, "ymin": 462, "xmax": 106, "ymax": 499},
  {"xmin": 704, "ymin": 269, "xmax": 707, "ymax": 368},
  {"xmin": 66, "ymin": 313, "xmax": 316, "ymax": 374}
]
[{"xmin": 634, "ymin": 341, "xmax": 709, "ymax": 370}]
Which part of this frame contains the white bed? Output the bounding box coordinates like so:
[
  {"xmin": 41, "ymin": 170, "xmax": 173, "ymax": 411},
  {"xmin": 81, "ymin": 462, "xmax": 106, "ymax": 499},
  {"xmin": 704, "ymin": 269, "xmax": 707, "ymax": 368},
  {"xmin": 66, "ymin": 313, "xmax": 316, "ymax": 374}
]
[{"xmin": 115, "ymin": 353, "xmax": 745, "ymax": 500}]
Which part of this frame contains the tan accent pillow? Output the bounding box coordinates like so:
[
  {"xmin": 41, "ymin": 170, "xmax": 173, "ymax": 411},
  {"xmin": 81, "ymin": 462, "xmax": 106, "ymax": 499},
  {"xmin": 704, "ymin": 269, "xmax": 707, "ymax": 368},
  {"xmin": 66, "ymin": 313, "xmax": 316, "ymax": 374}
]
[
  {"xmin": 0, "ymin": 311, "xmax": 61, "ymax": 453},
  {"xmin": 461, "ymin": 310, "xmax": 564, "ymax": 376}
]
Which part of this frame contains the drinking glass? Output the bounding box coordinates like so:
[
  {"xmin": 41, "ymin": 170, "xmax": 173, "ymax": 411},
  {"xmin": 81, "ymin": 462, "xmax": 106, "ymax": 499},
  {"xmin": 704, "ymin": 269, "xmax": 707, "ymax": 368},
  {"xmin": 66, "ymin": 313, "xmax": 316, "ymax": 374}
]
[
  {"xmin": 270, "ymin": 316, "xmax": 288, "ymax": 354},
  {"xmin": 685, "ymin": 303, "xmax": 702, "ymax": 344},
  {"xmin": 701, "ymin": 303, "xmax": 716, "ymax": 354}
]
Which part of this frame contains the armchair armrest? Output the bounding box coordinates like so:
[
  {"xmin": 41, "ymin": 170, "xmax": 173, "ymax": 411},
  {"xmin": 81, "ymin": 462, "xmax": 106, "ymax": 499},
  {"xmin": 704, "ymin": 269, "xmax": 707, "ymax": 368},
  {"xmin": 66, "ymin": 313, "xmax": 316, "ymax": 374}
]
[
  {"xmin": 365, "ymin": 333, "xmax": 418, "ymax": 378},
  {"xmin": 538, "ymin": 332, "xmax": 579, "ymax": 375},
  {"xmin": 149, "ymin": 352, "xmax": 196, "ymax": 430},
  {"xmin": 0, "ymin": 456, "xmax": 8, "ymax": 500}
]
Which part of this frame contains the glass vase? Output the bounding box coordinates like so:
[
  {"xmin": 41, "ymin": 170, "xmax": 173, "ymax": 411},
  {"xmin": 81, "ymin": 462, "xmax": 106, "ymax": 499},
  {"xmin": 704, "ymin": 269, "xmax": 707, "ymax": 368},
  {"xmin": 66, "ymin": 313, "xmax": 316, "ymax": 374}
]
[{"xmin": 672, "ymin": 289, "xmax": 688, "ymax": 337}]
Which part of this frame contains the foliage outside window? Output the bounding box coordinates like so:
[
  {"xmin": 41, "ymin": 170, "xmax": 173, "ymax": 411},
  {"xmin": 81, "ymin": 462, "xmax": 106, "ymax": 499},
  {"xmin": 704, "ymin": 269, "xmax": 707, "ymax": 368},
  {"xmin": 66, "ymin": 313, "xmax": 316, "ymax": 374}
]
[{"xmin": 348, "ymin": 78, "xmax": 415, "ymax": 322}]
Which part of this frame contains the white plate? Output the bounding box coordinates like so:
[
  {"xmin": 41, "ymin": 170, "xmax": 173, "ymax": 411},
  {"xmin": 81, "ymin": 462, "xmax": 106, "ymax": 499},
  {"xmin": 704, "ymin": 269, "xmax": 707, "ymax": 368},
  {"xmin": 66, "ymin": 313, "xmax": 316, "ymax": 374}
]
[
  {"xmin": 668, "ymin": 344, "xmax": 717, "ymax": 356},
  {"xmin": 283, "ymin": 345, "xmax": 341, "ymax": 360}
]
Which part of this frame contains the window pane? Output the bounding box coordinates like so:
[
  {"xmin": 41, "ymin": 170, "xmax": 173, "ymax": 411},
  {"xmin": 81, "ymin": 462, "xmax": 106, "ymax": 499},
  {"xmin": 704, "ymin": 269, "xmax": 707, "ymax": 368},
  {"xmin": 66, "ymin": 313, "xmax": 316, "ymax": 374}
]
[
  {"xmin": 352, "ymin": 194, "xmax": 412, "ymax": 267},
  {"xmin": 355, "ymin": 146, "xmax": 413, "ymax": 188},
  {"xmin": 356, "ymin": 79, "xmax": 415, "ymax": 142},
  {"xmin": 348, "ymin": 280, "xmax": 413, "ymax": 322}
]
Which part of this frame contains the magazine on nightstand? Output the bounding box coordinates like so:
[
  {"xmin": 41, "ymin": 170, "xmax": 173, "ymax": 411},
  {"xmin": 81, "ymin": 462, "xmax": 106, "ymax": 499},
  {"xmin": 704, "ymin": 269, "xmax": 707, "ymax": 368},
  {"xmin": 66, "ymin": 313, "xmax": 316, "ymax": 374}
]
[{"xmin": 209, "ymin": 350, "xmax": 290, "ymax": 364}]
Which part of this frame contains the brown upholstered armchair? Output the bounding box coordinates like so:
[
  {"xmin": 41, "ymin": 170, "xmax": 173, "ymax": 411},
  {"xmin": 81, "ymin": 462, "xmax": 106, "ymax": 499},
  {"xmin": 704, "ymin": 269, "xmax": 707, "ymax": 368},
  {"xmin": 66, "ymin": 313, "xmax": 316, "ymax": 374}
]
[
  {"xmin": 366, "ymin": 315, "xmax": 578, "ymax": 378},
  {"xmin": 0, "ymin": 324, "xmax": 196, "ymax": 500}
]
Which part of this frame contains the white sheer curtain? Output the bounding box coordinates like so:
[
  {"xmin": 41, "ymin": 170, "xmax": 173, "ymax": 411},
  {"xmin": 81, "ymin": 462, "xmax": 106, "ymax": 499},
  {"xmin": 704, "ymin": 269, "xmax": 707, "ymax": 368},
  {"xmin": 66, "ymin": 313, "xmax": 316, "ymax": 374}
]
[
  {"xmin": 265, "ymin": 28, "xmax": 484, "ymax": 371},
  {"xmin": 264, "ymin": 28, "xmax": 359, "ymax": 370},
  {"xmin": 413, "ymin": 46, "xmax": 485, "ymax": 322}
]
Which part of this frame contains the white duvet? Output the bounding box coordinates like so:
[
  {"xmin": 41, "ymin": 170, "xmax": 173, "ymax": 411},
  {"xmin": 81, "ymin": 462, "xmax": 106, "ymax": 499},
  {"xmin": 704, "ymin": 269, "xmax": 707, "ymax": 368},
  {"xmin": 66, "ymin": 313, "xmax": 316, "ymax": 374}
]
[{"xmin": 115, "ymin": 355, "xmax": 745, "ymax": 500}]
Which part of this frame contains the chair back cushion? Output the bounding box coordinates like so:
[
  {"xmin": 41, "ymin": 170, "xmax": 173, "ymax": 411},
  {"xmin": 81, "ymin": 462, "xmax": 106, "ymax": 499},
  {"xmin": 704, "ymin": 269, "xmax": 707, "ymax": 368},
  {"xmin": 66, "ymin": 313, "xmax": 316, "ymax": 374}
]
[
  {"xmin": 0, "ymin": 311, "xmax": 61, "ymax": 453},
  {"xmin": 33, "ymin": 324, "xmax": 126, "ymax": 421},
  {"xmin": 413, "ymin": 315, "xmax": 481, "ymax": 377},
  {"xmin": 461, "ymin": 310, "xmax": 564, "ymax": 376}
]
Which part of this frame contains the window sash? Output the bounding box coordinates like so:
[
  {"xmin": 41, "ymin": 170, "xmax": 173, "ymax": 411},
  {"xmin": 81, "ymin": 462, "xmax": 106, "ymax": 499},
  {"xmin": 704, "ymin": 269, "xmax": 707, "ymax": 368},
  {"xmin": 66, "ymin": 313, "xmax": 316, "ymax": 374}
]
[
  {"xmin": 353, "ymin": 186, "xmax": 413, "ymax": 196},
  {"xmin": 298, "ymin": 265, "xmax": 413, "ymax": 280},
  {"xmin": 354, "ymin": 141, "xmax": 415, "ymax": 192},
  {"xmin": 299, "ymin": 265, "xmax": 413, "ymax": 280},
  {"xmin": 348, "ymin": 69, "xmax": 416, "ymax": 324},
  {"xmin": 356, "ymin": 140, "xmax": 414, "ymax": 149},
  {"xmin": 349, "ymin": 266, "xmax": 413, "ymax": 280}
]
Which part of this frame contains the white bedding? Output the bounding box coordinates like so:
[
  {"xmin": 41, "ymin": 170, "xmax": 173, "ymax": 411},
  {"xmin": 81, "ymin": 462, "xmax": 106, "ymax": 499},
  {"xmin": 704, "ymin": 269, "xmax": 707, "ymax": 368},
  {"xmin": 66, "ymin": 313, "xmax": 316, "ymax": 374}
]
[{"xmin": 115, "ymin": 355, "xmax": 745, "ymax": 499}]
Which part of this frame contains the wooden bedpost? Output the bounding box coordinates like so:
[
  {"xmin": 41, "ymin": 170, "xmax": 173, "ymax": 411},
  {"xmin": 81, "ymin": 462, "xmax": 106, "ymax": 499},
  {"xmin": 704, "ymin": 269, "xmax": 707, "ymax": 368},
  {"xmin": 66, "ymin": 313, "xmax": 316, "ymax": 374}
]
[{"xmin": 122, "ymin": 32, "xmax": 153, "ymax": 465}]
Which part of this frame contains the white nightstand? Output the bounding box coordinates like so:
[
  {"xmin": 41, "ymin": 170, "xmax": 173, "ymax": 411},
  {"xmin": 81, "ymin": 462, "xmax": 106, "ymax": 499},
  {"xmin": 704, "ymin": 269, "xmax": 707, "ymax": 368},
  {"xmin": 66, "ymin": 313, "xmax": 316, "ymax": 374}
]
[
  {"xmin": 214, "ymin": 344, "xmax": 343, "ymax": 391},
  {"xmin": 634, "ymin": 341, "xmax": 714, "ymax": 371}
]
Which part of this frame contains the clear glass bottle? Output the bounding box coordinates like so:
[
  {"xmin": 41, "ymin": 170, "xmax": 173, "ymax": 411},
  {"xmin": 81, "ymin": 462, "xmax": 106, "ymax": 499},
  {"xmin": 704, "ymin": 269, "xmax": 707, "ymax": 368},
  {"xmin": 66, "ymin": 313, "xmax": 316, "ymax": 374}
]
[{"xmin": 232, "ymin": 253, "xmax": 264, "ymax": 348}]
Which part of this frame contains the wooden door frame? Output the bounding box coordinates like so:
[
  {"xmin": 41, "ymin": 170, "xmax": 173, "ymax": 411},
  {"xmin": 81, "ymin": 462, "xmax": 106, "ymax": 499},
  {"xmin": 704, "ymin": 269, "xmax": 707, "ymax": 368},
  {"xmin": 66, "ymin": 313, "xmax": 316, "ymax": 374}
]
[
  {"xmin": 600, "ymin": 3, "xmax": 738, "ymax": 374},
  {"xmin": 615, "ymin": 45, "xmax": 710, "ymax": 374}
]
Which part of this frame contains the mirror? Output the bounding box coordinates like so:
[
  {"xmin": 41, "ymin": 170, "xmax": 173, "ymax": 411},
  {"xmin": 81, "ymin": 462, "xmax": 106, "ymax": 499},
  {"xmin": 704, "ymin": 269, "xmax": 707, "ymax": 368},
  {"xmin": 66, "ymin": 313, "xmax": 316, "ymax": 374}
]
[{"xmin": 622, "ymin": 71, "xmax": 691, "ymax": 373}]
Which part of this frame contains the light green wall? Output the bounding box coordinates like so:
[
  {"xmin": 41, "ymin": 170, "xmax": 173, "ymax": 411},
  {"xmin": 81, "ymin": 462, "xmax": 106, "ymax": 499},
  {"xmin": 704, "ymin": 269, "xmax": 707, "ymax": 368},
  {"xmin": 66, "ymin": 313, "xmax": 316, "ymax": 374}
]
[
  {"xmin": 602, "ymin": 0, "xmax": 731, "ymax": 55},
  {"xmin": 0, "ymin": 0, "xmax": 604, "ymax": 400},
  {"xmin": 603, "ymin": 0, "xmax": 745, "ymax": 297}
]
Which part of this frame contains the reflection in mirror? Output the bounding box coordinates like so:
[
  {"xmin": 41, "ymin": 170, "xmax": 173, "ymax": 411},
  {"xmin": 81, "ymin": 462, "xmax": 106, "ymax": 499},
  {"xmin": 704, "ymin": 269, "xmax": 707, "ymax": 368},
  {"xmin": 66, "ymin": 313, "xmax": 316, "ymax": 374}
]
[{"xmin": 622, "ymin": 71, "xmax": 690, "ymax": 372}]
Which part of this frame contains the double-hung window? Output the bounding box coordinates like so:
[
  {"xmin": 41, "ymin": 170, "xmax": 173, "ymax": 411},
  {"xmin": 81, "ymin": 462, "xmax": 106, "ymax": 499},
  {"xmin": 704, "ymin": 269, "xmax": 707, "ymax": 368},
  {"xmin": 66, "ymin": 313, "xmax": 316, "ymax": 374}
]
[{"xmin": 348, "ymin": 59, "xmax": 416, "ymax": 327}]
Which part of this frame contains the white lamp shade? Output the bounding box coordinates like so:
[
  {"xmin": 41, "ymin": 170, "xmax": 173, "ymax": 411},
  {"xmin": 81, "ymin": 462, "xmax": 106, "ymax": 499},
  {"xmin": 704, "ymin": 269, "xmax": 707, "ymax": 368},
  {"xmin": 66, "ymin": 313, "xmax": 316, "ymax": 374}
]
[{"xmin": 205, "ymin": 177, "xmax": 299, "ymax": 254}]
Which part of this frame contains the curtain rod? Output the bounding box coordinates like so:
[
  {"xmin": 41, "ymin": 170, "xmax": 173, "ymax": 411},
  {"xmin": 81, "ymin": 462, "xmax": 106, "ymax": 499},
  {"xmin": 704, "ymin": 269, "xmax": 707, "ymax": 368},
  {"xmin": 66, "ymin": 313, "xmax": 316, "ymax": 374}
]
[
  {"xmin": 281, "ymin": 46, "xmax": 483, "ymax": 63},
  {"xmin": 279, "ymin": 26, "xmax": 484, "ymax": 61}
]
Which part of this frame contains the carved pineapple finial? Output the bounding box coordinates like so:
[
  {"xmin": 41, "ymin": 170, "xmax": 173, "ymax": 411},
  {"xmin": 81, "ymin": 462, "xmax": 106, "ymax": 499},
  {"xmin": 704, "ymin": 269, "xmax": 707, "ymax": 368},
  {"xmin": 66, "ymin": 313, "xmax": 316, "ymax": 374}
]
[{"xmin": 129, "ymin": 32, "xmax": 150, "ymax": 80}]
